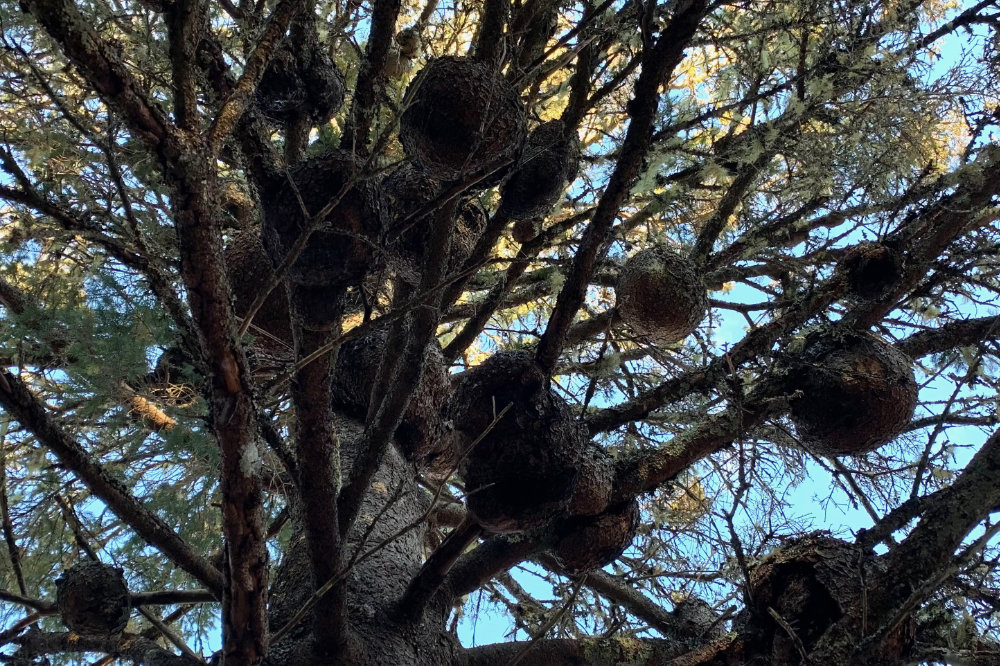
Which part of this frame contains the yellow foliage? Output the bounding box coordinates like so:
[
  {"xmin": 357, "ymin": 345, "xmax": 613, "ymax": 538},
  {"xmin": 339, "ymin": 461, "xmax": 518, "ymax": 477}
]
[{"xmin": 664, "ymin": 475, "xmax": 712, "ymax": 524}]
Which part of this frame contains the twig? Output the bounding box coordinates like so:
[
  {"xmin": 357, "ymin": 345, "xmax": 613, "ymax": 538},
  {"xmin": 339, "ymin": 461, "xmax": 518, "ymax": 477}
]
[
  {"xmin": 768, "ymin": 606, "xmax": 811, "ymax": 664},
  {"xmin": 509, "ymin": 576, "xmax": 586, "ymax": 665}
]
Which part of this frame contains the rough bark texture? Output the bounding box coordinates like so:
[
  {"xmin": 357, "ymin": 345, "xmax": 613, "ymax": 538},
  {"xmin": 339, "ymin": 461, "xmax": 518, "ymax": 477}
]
[
  {"xmin": 7, "ymin": 1, "xmax": 1000, "ymax": 665},
  {"xmin": 266, "ymin": 414, "xmax": 461, "ymax": 666}
]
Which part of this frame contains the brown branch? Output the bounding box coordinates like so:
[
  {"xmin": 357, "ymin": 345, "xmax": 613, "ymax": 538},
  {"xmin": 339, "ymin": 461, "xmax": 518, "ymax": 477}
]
[
  {"xmin": 536, "ymin": 553, "xmax": 681, "ymax": 636},
  {"xmin": 442, "ymin": 238, "xmax": 541, "ymax": 363},
  {"xmin": 130, "ymin": 590, "xmax": 217, "ymax": 606},
  {"xmin": 21, "ymin": 0, "xmax": 170, "ymax": 150},
  {"xmin": 584, "ymin": 284, "xmax": 835, "ymax": 434},
  {"xmin": 473, "ymin": 0, "xmax": 510, "ymax": 64},
  {"xmin": 690, "ymin": 142, "xmax": 780, "ymax": 265},
  {"xmin": 810, "ymin": 427, "xmax": 1000, "ymax": 662},
  {"xmin": 166, "ymin": 0, "xmax": 204, "ymax": 129},
  {"xmin": 464, "ymin": 634, "xmax": 737, "ymax": 665},
  {"xmin": 557, "ymin": 4, "xmax": 596, "ymax": 130},
  {"xmin": 208, "ymin": 0, "xmax": 308, "ymax": 155},
  {"xmin": 171, "ymin": 140, "xmax": 267, "ymax": 666},
  {"xmin": 54, "ymin": 494, "xmax": 99, "ymax": 561},
  {"xmin": 0, "ymin": 612, "xmax": 44, "ymax": 648},
  {"xmin": 896, "ymin": 314, "xmax": 1000, "ymax": 359},
  {"xmin": 534, "ymin": 0, "xmax": 710, "ymax": 374},
  {"xmin": 340, "ymin": 0, "xmax": 401, "ymax": 150},
  {"xmin": 0, "ymin": 590, "xmax": 56, "ymax": 615},
  {"xmin": 288, "ymin": 315, "xmax": 353, "ymax": 660},
  {"xmin": 398, "ymin": 517, "xmax": 484, "ymax": 621},
  {"xmin": 0, "ymin": 446, "xmax": 27, "ymax": 598},
  {"xmin": 337, "ymin": 200, "xmax": 457, "ymax": 538},
  {"xmin": 0, "ymin": 370, "xmax": 223, "ymax": 593},
  {"xmin": 610, "ymin": 387, "xmax": 785, "ymax": 502},
  {"xmin": 442, "ymin": 533, "xmax": 548, "ymax": 601},
  {"xmin": 11, "ymin": 631, "xmax": 165, "ymax": 663}
]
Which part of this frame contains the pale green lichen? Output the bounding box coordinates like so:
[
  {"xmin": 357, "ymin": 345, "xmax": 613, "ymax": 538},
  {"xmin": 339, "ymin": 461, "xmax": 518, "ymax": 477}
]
[{"xmin": 579, "ymin": 636, "xmax": 653, "ymax": 665}]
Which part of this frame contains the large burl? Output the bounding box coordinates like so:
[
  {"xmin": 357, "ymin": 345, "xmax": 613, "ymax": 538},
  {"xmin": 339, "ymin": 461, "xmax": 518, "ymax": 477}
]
[
  {"xmin": 332, "ymin": 328, "xmax": 456, "ymax": 476},
  {"xmin": 616, "ymin": 247, "xmax": 708, "ymax": 346},
  {"xmin": 738, "ymin": 533, "xmax": 913, "ymax": 664},
  {"xmin": 383, "ymin": 163, "xmax": 487, "ymax": 284},
  {"xmin": 787, "ymin": 331, "xmax": 917, "ymax": 456},
  {"xmin": 261, "ymin": 150, "xmax": 385, "ymax": 331},
  {"xmin": 55, "ymin": 561, "xmax": 131, "ymax": 638},
  {"xmin": 448, "ymin": 351, "xmax": 590, "ymax": 533},
  {"xmin": 399, "ymin": 57, "xmax": 526, "ymax": 181},
  {"xmin": 498, "ymin": 120, "xmax": 580, "ymax": 221}
]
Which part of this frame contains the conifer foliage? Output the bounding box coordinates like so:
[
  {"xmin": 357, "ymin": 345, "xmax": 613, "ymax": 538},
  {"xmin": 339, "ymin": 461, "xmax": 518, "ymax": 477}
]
[{"xmin": 1, "ymin": 0, "xmax": 1000, "ymax": 664}]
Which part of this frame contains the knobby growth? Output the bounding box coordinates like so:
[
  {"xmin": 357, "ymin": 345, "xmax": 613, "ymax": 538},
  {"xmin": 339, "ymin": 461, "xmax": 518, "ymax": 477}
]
[{"xmin": 1, "ymin": 0, "xmax": 1000, "ymax": 664}]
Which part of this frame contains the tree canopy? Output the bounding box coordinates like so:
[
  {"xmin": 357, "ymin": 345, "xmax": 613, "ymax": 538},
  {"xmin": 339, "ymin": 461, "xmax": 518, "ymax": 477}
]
[{"xmin": 0, "ymin": 0, "xmax": 999, "ymax": 663}]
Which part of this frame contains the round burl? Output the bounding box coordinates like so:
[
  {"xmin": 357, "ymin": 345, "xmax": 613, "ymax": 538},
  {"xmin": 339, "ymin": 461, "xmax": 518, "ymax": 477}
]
[
  {"xmin": 567, "ymin": 446, "xmax": 613, "ymax": 517},
  {"xmin": 788, "ymin": 331, "xmax": 917, "ymax": 456},
  {"xmin": 225, "ymin": 228, "xmax": 292, "ymax": 345},
  {"xmin": 838, "ymin": 241, "xmax": 903, "ymax": 300},
  {"xmin": 449, "ymin": 351, "xmax": 588, "ymax": 533},
  {"xmin": 499, "ymin": 120, "xmax": 580, "ymax": 220},
  {"xmin": 741, "ymin": 532, "xmax": 911, "ymax": 663},
  {"xmin": 548, "ymin": 499, "xmax": 640, "ymax": 574},
  {"xmin": 257, "ymin": 41, "xmax": 345, "ymax": 125},
  {"xmin": 383, "ymin": 164, "xmax": 487, "ymax": 283},
  {"xmin": 672, "ymin": 596, "xmax": 725, "ymax": 640},
  {"xmin": 615, "ymin": 247, "xmax": 708, "ymax": 345},
  {"xmin": 55, "ymin": 561, "xmax": 130, "ymax": 637},
  {"xmin": 262, "ymin": 150, "xmax": 384, "ymax": 289},
  {"xmin": 332, "ymin": 328, "xmax": 455, "ymax": 474},
  {"xmin": 399, "ymin": 57, "xmax": 526, "ymax": 180}
]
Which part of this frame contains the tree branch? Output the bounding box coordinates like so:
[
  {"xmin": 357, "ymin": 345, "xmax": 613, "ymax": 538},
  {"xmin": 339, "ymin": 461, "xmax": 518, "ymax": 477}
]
[
  {"xmin": 21, "ymin": 0, "xmax": 170, "ymax": 151},
  {"xmin": 896, "ymin": 315, "xmax": 1000, "ymax": 359},
  {"xmin": 609, "ymin": 387, "xmax": 785, "ymax": 501},
  {"xmin": 166, "ymin": 0, "xmax": 204, "ymax": 129},
  {"xmin": 464, "ymin": 634, "xmax": 737, "ymax": 665},
  {"xmin": 289, "ymin": 314, "xmax": 352, "ymax": 660},
  {"xmin": 534, "ymin": 0, "xmax": 710, "ymax": 374},
  {"xmin": 208, "ymin": 0, "xmax": 307, "ymax": 155},
  {"xmin": 340, "ymin": 0, "xmax": 401, "ymax": 150},
  {"xmin": 442, "ymin": 533, "xmax": 547, "ymax": 601},
  {"xmin": 337, "ymin": 200, "xmax": 457, "ymax": 536},
  {"xmin": 0, "ymin": 370, "xmax": 224, "ymax": 593}
]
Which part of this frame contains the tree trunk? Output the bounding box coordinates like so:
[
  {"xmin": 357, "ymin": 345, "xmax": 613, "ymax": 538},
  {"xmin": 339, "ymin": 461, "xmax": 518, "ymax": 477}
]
[{"xmin": 266, "ymin": 414, "xmax": 462, "ymax": 666}]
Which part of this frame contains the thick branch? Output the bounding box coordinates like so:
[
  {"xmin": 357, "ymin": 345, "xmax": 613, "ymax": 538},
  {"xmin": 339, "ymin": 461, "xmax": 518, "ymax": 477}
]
[
  {"xmin": 337, "ymin": 201, "xmax": 456, "ymax": 536},
  {"xmin": 442, "ymin": 238, "xmax": 540, "ymax": 363},
  {"xmin": 208, "ymin": 0, "xmax": 308, "ymax": 154},
  {"xmin": 340, "ymin": 0, "xmax": 401, "ymax": 150},
  {"xmin": 465, "ymin": 635, "xmax": 738, "ymax": 666},
  {"xmin": 896, "ymin": 314, "xmax": 1000, "ymax": 359},
  {"xmin": 534, "ymin": 0, "xmax": 710, "ymax": 374},
  {"xmin": 585, "ymin": 285, "xmax": 835, "ymax": 434},
  {"xmin": 21, "ymin": 0, "xmax": 170, "ymax": 149},
  {"xmin": 166, "ymin": 0, "xmax": 203, "ymax": 129},
  {"xmin": 398, "ymin": 517, "xmax": 483, "ymax": 620},
  {"xmin": 610, "ymin": 389, "xmax": 783, "ymax": 501},
  {"xmin": 536, "ymin": 554, "xmax": 681, "ymax": 636},
  {"xmin": 131, "ymin": 590, "xmax": 217, "ymax": 606},
  {"xmin": 442, "ymin": 533, "xmax": 547, "ymax": 601},
  {"xmin": 473, "ymin": 0, "xmax": 509, "ymax": 64},
  {"xmin": 809, "ymin": 428, "xmax": 1000, "ymax": 663},
  {"xmin": 289, "ymin": 319, "xmax": 351, "ymax": 660}
]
